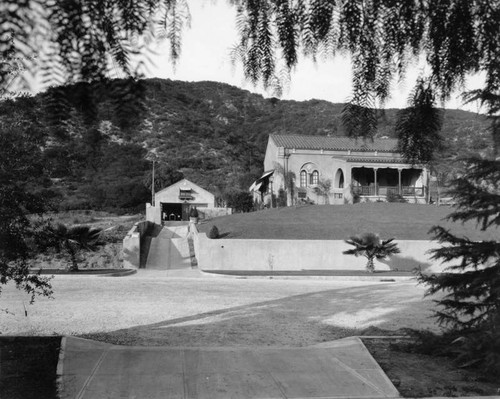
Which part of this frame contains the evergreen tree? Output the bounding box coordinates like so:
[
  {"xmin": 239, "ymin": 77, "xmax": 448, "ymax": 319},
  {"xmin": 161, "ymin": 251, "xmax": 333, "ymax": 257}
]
[{"xmin": 416, "ymin": 157, "xmax": 500, "ymax": 376}]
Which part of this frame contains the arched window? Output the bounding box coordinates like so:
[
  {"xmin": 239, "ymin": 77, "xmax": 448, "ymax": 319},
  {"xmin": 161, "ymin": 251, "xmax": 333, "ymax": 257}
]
[
  {"xmin": 310, "ymin": 170, "xmax": 319, "ymax": 185},
  {"xmin": 300, "ymin": 170, "xmax": 307, "ymax": 187},
  {"xmin": 335, "ymin": 168, "xmax": 344, "ymax": 188}
]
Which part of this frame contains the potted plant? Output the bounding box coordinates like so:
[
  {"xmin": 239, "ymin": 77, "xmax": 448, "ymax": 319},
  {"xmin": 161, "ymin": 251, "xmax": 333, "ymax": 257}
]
[{"xmin": 189, "ymin": 207, "xmax": 199, "ymax": 224}]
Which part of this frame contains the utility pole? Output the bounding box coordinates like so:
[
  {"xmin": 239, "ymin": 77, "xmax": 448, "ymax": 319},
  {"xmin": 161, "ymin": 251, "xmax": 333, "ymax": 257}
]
[
  {"xmin": 145, "ymin": 150, "xmax": 158, "ymax": 207},
  {"xmin": 151, "ymin": 157, "xmax": 156, "ymax": 206}
]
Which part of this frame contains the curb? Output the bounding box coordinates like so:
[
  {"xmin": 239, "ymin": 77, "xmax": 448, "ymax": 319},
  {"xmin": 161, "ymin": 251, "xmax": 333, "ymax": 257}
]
[
  {"xmin": 56, "ymin": 336, "xmax": 67, "ymax": 391},
  {"xmin": 97, "ymin": 269, "xmax": 137, "ymax": 277},
  {"xmin": 29, "ymin": 268, "xmax": 137, "ymax": 277},
  {"xmin": 199, "ymin": 270, "xmax": 414, "ymax": 282}
]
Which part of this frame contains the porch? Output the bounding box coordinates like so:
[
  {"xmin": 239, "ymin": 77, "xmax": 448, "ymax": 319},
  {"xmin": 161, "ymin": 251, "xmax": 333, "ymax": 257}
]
[{"xmin": 351, "ymin": 166, "xmax": 426, "ymax": 201}]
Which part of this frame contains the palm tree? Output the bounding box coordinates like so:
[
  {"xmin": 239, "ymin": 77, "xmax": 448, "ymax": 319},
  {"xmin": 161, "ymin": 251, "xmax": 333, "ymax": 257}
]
[
  {"xmin": 273, "ymin": 162, "xmax": 296, "ymax": 206},
  {"xmin": 49, "ymin": 224, "xmax": 103, "ymax": 271},
  {"xmin": 343, "ymin": 233, "xmax": 400, "ymax": 273}
]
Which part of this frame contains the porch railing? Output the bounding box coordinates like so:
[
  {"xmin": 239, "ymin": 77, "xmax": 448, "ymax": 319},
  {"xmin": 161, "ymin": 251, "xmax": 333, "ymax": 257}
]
[{"xmin": 353, "ymin": 186, "xmax": 424, "ymax": 197}]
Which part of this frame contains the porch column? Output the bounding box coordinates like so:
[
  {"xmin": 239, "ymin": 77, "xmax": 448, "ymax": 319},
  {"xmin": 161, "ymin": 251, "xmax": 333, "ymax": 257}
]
[
  {"xmin": 398, "ymin": 168, "xmax": 402, "ymax": 195},
  {"xmin": 373, "ymin": 168, "xmax": 378, "ymax": 196}
]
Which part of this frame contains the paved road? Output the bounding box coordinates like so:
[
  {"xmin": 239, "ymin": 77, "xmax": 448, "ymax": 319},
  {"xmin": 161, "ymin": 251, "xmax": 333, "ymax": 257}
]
[
  {"xmin": 59, "ymin": 336, "xmax": 399, "ymax": 399},
  {"xmin": 1, "ymin": 274, "xmax": 439, "ymax": 341}
]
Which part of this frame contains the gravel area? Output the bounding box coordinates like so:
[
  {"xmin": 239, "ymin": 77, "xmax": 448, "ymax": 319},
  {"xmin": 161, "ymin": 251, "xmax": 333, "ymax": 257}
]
[{"xmin": 1, "ymin": 272, "xmax": 441, "ymax": 346}]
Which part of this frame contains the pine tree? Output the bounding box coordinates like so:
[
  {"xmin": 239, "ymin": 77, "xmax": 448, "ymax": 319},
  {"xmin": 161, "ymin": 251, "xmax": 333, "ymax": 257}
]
[{"xmin": 416, "ymin": 157, "xmax": 500, "ymax": 375}]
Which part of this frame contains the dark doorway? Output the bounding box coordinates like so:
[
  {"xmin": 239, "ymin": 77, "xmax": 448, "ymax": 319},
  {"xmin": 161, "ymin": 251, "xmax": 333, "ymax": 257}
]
[{"xmin": 161, "ymin": 203, "xmax": 182, "ymax": 221}]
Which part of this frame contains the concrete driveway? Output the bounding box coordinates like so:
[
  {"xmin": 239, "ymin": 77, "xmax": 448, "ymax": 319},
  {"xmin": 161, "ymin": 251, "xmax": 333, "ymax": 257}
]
[{"xmin": 59, "ymin": 336, "xmax": 399, "ymax": 399}]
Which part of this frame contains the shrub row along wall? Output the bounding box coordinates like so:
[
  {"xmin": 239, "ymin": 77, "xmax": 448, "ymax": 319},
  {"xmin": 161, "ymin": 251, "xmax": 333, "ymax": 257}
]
[{"xmin": 194, "ymin": 232, "xmax": 448, "ymax": 273}]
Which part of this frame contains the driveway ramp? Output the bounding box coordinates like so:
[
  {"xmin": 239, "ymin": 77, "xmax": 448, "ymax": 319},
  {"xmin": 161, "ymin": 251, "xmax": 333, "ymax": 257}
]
[{"xmin": 144, "ymin": 224, "xmax": 193, "ymax": 270}]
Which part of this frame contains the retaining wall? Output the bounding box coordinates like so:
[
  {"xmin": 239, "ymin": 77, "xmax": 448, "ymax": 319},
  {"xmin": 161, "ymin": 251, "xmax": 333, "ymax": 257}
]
[
  {"xmin": 122, "ymin": 220, "xmax": 154, "ymax": 269},
  {"xmin": 194, "ymin": 231, "xmax": 448, "ymax": 273}
]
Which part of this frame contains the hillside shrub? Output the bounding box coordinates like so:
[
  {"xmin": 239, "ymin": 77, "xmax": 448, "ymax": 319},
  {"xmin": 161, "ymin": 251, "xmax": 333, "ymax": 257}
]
[{"xmin": 208, "ymin": 225, "xmax": 219, "ymax": 239}]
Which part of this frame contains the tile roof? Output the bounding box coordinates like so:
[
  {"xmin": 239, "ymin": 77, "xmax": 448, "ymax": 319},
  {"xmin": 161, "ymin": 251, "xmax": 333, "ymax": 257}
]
[{"xmin": 270, "ymin": 134, "xmax": 399, "ymax": 152}]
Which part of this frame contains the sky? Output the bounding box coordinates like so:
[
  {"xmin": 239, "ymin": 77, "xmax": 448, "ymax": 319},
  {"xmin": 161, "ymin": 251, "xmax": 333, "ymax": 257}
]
[{"xmin": 147, "ymin": 0, "xmax": 485, "ymax": 113}]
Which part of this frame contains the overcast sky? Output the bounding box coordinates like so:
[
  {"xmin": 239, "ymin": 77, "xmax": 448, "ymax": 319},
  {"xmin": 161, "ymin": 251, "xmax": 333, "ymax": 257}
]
[{"xmin": 147, "ymin": 0, "xmax": 484, "ymax": 112}]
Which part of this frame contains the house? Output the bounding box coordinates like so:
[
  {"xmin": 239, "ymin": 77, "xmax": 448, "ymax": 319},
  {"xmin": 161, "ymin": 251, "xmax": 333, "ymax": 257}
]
[
  {"xmin": 146, "ymin": 178, "xmax": 216, "ymax": 223},
  {"xmin": 252, "ymin": 134, "xmax": 429, "ymax": 205}
]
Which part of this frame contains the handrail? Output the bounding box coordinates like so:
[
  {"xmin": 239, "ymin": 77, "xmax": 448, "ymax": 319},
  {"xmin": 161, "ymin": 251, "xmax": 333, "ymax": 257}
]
[{"xmin": 353, "ymin": 185, "xmax": 424, "ymax": 196}]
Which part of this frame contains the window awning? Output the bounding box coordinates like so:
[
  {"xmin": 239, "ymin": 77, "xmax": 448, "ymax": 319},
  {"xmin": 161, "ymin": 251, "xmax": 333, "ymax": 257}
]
[
  {"xmin": 249, "ymin": 181, "xmax": 262, "ymax": 191},
  {"xmin": 249, "ymin": 170, "xmax": 274, "ymax": 192},
  {"xmin": 259, "ymin": 170, "xmax": 274, "ymax": 180}
]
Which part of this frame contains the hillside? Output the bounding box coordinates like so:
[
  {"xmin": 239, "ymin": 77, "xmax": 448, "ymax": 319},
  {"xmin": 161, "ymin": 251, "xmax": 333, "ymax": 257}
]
[{"xmin": 0, "ymin": 78, "xmax": 492, "ymax": 212}]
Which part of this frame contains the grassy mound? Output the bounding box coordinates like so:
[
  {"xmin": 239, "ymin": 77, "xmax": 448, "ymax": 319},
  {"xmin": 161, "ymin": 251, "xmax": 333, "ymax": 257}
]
[{"xmin": 199, "ymin": 203, "xmax": 498, "ymax": 240}]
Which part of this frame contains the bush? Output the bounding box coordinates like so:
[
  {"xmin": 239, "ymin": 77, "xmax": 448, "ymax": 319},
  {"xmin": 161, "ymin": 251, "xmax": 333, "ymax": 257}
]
[
  {"xmin": 386, "ymin": 191, "xmax": 407, "ymax": 203},
  {"xmin": 277, "ymin": 188, "xmax": 287, "ymax": 207},
  {"xmin": 224, "ymin": 190, "xmax": 254, "ymax": 212},
  {"xmin": 208, "ymin": 225, "xmax": 219, "ymax": 239},
  {"xmin": 351, "ymin": 189, "xmax": 361, "ymax": 204}
]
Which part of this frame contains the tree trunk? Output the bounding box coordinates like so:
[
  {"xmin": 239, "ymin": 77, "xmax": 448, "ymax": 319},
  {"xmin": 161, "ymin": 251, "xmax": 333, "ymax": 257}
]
[
  {"xmin": 67, "ymin": 244, "xmax": 78, "ymax": 272},
  {"xmin": 366, "ymin": 257, "xmax": 375, "ymax": 273}
]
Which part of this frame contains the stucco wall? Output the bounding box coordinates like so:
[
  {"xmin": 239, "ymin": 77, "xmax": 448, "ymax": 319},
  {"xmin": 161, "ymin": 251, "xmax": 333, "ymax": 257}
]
[
  {"xmin": 264, "ymin": 137, "xmax": 428, "ymax": 205},
  {"xmin": 155, "ymin": 179, "xmax": 215, "ymax": 208},
  {"xmin": 195, "ymin": 234, "xmax": 449, "ymax": 274},
  {"xmin": 146, "ymin": 203, "xmax": 161, "ymax": 224}
]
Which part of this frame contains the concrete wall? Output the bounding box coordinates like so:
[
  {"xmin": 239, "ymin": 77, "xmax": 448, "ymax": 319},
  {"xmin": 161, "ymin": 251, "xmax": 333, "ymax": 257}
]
[
  {"xmin": 122, "ymin": 220, "xmax": 153, "ymax": 269},
  {"xmin": 194, "ymin": 233, "xmax": 449, "ymax": 273}
]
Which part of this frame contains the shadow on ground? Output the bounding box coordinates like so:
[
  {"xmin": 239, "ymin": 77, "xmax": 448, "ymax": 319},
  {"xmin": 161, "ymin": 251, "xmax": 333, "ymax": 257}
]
[
  {"xmin": 379, "ymin": 254, "xmax": 432, "ymax": 272},
  {"xmin": 83, "ymin": 283, "xmax": 437, "ymax": 346}
]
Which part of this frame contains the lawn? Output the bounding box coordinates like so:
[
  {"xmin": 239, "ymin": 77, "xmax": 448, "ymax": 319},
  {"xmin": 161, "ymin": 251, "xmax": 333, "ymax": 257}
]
[{"xmin": 199, "ymin": 203, "xmax": 498, "ymax": 240}]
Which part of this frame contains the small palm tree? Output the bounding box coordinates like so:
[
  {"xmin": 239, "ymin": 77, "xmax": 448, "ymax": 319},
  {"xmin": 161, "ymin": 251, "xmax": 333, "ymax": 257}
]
[
  {"xmin": 343, "ymin": 232, "xmax": 400, "ymax": 273},
  {"xmin": 49, "ymin": 224, "xmax": 103, "ymax": 271}
]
